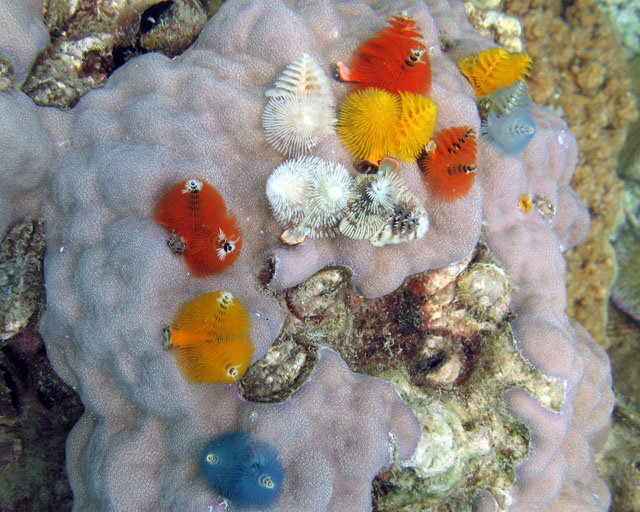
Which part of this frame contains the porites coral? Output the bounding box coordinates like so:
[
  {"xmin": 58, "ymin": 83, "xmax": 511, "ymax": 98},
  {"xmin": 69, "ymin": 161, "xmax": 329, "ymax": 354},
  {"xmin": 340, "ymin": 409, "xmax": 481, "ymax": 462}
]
[{"xmin": 33, "ymin": 1, "xmax": 611, "ymax": 511}]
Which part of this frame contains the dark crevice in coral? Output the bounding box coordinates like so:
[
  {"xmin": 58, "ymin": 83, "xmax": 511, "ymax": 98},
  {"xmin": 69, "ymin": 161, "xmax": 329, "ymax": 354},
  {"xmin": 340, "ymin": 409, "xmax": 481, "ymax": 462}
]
[
  {"xmin": 0, "ymin": 363, "xmax": 19, "ymax": 412},
  {"xmin": 22, "ymin": 0, "xmax": 209, "ymax": 108},
  {"xmin": 111, "ymin": 47, "xmax": 138, "ymax": 70},
  {"xmin": 454, "ymin": 334, "xmax": 487, "ymax": 386},
  {"xmin": 257, "ymin": 255, "xmax": 277, "ymax": 290},
  {"xmin": 80, "ymin": 51, "xmax": 113, "ymax": 79},
  {"xmin": 559, "ymin": 0, "xmax": 575, "ymax": 20},
  {"xmin": 1, "ymin": 346, "xmax": 29, "ymax": 393},
  {"xmin": 0, "ymin": 327, "xmax": 83, "ymax": 511},
  {"xmin": 140, "ymin": 2, "xmax": 175, "ymax": 33},
  {"xmin": 413, "ymin": 350, "xmax": 447, "ymax": 374}
]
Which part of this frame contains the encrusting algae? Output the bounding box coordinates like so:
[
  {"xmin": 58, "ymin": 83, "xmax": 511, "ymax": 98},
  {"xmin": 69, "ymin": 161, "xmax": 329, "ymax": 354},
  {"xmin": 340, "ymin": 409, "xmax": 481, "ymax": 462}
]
[{"xmin": 240, "ymin": 244, "xmax": 565, "ymax": 511}]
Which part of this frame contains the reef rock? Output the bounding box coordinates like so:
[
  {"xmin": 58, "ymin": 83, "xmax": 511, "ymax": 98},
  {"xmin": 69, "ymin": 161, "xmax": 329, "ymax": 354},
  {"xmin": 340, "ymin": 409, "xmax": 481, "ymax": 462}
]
[{"xmin": 0, "ymin": 0, "xmax": 614, "ymax": 510}]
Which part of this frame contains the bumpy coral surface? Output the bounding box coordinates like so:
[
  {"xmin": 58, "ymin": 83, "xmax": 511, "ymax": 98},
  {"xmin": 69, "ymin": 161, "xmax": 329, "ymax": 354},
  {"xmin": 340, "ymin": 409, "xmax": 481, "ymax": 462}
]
[
  {"xmin": 504, "ymin": 0, "xmax": 639, "ymax": 346},
  {"xmin": 0, "ymin": 0, "xmax": 614, "ymax": 510}
]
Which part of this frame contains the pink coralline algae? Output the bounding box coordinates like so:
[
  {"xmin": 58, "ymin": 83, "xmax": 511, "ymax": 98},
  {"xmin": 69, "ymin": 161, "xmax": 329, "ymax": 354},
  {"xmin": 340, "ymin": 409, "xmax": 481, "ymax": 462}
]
[{"xmin": 0, "ymin": 0, "xmax": 614, "ymax": 511}]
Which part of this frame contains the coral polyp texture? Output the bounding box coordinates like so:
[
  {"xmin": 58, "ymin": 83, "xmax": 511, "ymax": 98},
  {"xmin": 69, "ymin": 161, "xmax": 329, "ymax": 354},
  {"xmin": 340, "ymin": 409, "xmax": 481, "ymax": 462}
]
[{"xmin": 0, "ymin": 0, "xmax": 613, "ymax": 511}]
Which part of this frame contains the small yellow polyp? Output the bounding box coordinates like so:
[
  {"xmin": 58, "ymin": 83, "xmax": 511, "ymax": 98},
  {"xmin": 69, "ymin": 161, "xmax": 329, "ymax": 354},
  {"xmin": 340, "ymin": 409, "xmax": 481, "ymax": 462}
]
[{"xmin": 518, "ymin": 194, "xmax": 533, "ymax": 213}]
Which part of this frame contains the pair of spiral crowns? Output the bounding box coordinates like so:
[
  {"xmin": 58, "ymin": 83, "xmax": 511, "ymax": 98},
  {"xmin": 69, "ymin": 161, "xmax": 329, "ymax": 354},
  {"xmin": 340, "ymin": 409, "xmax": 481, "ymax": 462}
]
[
  {"xmin": 336, "ymin": 15, "xmax": 437, "ymax": 164},
  {"xmin": 262, "ymin": 53, "xmax": 337, "ymax": 157},
  {"xmin": 164, "ymin": 291, "xmax": 253, "ymax": 384},
  {"xmin": 200, "ymin": 431, "xmax": 285, "ymax": 509},
  {"xmin": 155, "ymin": 179, "xmax": 242, "ymax": 276}
]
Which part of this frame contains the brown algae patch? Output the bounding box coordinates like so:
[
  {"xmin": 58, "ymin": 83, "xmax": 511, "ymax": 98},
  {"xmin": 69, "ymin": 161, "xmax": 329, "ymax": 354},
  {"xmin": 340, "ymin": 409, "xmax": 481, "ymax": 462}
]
[{"xmin": 1, "ymin": 219, "xmax": 46, "ymax": 342}]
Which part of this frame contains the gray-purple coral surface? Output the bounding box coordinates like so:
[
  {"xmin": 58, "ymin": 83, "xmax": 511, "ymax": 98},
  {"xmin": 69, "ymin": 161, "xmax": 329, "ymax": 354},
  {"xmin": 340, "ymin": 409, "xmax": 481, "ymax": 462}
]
[{"xmin": 0, "ymin": 0, "xmax": 614, "ymax": 511}]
